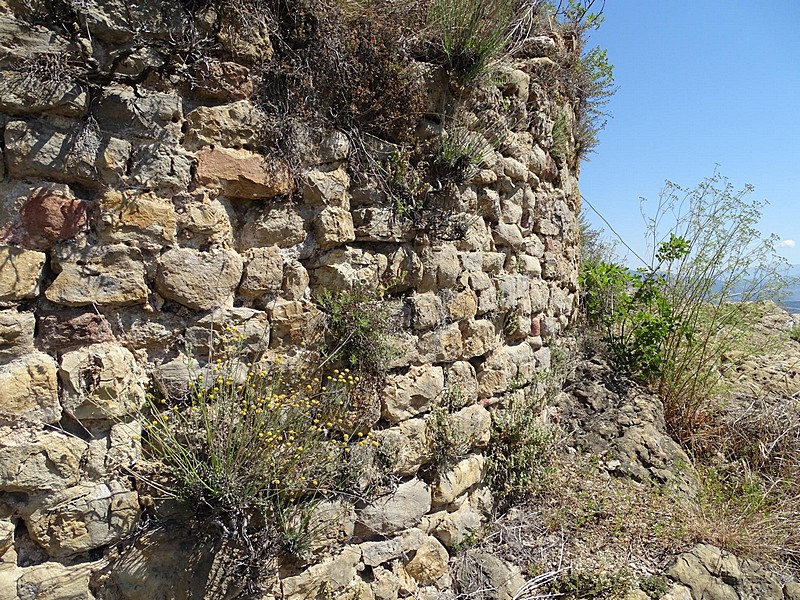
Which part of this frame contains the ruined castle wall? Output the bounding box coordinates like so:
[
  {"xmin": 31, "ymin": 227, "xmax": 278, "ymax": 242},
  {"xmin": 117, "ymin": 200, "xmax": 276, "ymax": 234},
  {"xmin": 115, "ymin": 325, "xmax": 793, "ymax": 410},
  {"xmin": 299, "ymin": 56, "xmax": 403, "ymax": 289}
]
[{"xmin": 0, "ymin": 1, "xmax": 581, "ymax": 597}]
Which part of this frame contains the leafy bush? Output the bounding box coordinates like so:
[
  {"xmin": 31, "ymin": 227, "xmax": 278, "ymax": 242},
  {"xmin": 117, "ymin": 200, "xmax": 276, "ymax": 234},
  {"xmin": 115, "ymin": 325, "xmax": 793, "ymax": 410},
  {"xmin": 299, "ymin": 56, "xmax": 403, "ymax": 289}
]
[
  {"xmin": 549, "ymin": 568, "xmax": 633, "ymax": 599},
  {"xmin": 487, "ymin": 402, "xmax": 552, "ymax": 506},
  {"xmin": 580, "ymin": 172, "xmax": 791, "ymax": 441}
]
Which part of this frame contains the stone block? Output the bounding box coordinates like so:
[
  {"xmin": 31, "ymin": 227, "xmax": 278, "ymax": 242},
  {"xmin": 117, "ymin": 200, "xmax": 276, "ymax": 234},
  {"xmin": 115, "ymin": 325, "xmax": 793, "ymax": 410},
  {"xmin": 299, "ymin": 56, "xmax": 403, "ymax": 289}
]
[
  {"xmin": 382, "ymin": 365, "xmax": 444, "ymax": 423},
  {"xmin": 184, "ymin": 307, "xmax": 270, "ymax": 356},
  {"xmin": 377, "ymin": 418, "xmax": 431, "ymax": 476},
  {"xmin": 405, "ymin": 536, "xmax": 449, "ymax": 585},
  {"xmin": 0, "ymin": 70, "xmax": 87, "ymax": 117},
  {"xmin": 59, "ymin": 343, "xmax": 145, "ymax": 420},
  {"xmin": 268, "ymin": 299, "xmax": 322, "ymax": 347},
  {"xmin": 239, "ymin": 246, "xmax": 284, "ymax": 300},
  {"xmin": 0, "ymin": 353, "xmax": 60, "ymax": 423},
  {"xmin": 460, "ymin": 319, "xmax": 497, "ymax": 358},
  {"xmin": 281, "ymin": 546, "xmax": 361, "ymax": 600},
  {"xmin": 432, "ymin": 455, "xmax": 487, "ymax": 505},
  {"xmin": 36, "ymin": 311, "xmax": 115, "ymax": 352},
  {"xmin": 0, "ymin": 429, "xmax": 86, "ymax": 493},
  {"xmin": 282, "ymin": 259, "xmax": 310, "ymax": 301},
  {"xmin": 357, "ymin": 478, "xmax": 431, "ymax": 535},
  {"xmin": 196, "ymin": 146, "xmax": 292, "ymax": 199},
  {"xmin": 0, "ymin": 245, "xmax": 45, "ymax": 303},
  {"xmin": 449, "ymin": 404, "xmax": 491, "ymax": 448},
  {"xmin": 303, "ymin": 167, "xmax": 351, "ymax": 208},
  {"xmin": 46, "ymin": 244, "xmax": 148, "ymax": 307},
  {"xmin": 239, "ymin": 204, "xmax": 308, "ymax": 249},
  {"xmin": 97, "ymin": 190, "xmax": 177, "ymax": 248},
  {"xmin": 155, "ymin": 247, "xmax": 243, "ymax": 311},
  {"xmin": 23, "ymin": 480, "xmax": 139, "ymax": 557},
  {"xmin": 314, "ymin": 206, "xmax": 356, "ymax": 250},
  {"xmin": 0, "ymin": 309, "xmax": 35, "ymax": 357},
  {"xmin": 312, "ymin": 247, "xmax": 388, "ymax": 291},
  {"xmin": 416, "ymin": 323, "xmax": 463, "ymax": 364},
  {"xmin": 94, "ymin": 85, "xmax": 182, "ymax": 142},
  {"xmin": 128, "ymin": 143, "xmax": 193, "ymax": 191},
  {"xmin": 186, "ymin": 60, "xmax": 254, "ymax": 102},
  {"xmin": 14, "ymin": 561, "xmax": 101, "ymax": 600},
  {"xmin": 410, "ymin": 293, "xmax": 444, "ymax": 331},
  {"xmin": 19, "ymin": 186, "xmax": 87, "ymax": 250},
  {"xmin": 183, "ymin": 100, "xmax": 263, "ymax": 150},
  {"xmin": 445, "ymin": 290, "xmax": 478, "ymax": 321},
  {"xmin": 5, "ymin": 119, "xmax": 130, "ymax": 188}
]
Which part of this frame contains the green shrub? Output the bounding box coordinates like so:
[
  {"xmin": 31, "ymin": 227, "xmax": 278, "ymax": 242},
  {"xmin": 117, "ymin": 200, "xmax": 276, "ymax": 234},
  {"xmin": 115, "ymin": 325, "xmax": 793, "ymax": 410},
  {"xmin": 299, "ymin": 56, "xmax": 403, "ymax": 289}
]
[
  {"xmin": 427, "ymin": 387, "xmax": 472, "ymax": 469},
  {"xmin": 316, "ymin": 287, "xmax": 401, "ymax": 379},
  {"xmin": 549, "ymin": 568, "xmax": 633, "ymax": 599},
  {"xmin": 487, "ymin": 394, "xmax": 555, "ymax": 506},
  {"xmin": 580, "ymin": 171, "xmax": 792, "ymax": 440},
  {"xmin": 639, "ymin": 575, "xmax": 669, "ymax": 599},
  {"xmin": 790, "ymin": 322, "xmax": 800, "ymax": 343}
]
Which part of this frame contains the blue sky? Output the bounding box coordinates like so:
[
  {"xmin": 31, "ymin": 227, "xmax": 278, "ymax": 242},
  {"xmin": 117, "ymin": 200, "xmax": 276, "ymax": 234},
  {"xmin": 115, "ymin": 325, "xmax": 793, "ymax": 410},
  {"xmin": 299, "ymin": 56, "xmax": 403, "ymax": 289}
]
[{"xmin": 578, "ymin": 1, "xmax": 800, "ymax": 266}]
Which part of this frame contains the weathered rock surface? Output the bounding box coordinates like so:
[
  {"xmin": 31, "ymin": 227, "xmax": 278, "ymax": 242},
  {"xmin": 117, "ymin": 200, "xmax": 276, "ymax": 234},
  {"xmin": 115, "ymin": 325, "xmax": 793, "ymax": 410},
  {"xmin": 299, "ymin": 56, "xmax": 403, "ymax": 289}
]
[
  {"xmin": 668, "ymin": 544, "xmax": 785, "ymax": 600},
  {"xmin": 382, "ymin": 365, "xmax": 445, "ymax": 422},
  {"xmin": 357, "ymin": 479, "xmax": 432, "ymax": 536},
  {"xmin": 46, "ymin": 244, "xmax": 148, "ymax": 307},
  {"xmin": 155, "ymin": 247, "xmax": 244, "ymax": 310},
  {"xmin": 23, "ymin": 480, "xmax": 139, "ymax": 558},
  {"xmin": 0, "ymin": 353, "xmax": 60, "ymax": 423},
  {"xmin": 0, "ymin": 245, "xmax": 45, "ymax": 303},
  {"xmin": 5, "ymin": 119, "xmax": 130, "ymax": 188},
  {"xmin": 19, "ymin": 187, "xmax": 87, "ymax": 250},
  {"xmin": 559, "ymin": 358, "xmax": 699, "ymax": 497},
  {"xmin": 239, "ymin": 246, "xmax": 284, "ymax": 300},
  {"xmin": 97, "ymin": 190, "xmax": 177, "ymax": 247},
  {"xmin": 195, "ymin": 147, "xmax": 293, "ymax": 199},
  {"xmin": 0, "ymin": 429, "xmax": 86, "ymax": 493},
  {"xmin": 59, "ymin": 343, "xmax": 145, "ymax": 420}
]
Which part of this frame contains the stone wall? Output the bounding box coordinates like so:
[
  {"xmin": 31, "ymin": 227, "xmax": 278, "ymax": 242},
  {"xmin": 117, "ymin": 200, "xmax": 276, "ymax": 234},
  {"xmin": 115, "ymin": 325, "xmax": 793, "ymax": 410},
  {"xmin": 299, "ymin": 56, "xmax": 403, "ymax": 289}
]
[{"xmin": 0, "ymin": 1, "xmax": 582, "ymax": 597}]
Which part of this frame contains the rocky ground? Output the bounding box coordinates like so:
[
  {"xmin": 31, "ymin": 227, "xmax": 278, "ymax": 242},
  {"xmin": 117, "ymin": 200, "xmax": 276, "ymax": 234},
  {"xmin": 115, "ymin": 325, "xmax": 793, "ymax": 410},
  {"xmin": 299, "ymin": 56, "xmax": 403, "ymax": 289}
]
[{"xmin": 464, "ymin": 302, "xmax": 800, "ymax": 599}]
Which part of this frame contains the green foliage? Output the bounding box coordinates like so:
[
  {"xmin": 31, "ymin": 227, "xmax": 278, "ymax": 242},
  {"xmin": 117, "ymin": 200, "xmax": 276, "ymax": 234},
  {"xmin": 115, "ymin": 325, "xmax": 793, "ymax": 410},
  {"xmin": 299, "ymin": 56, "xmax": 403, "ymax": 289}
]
[
  {"xmin": 639, "ymin": 576, "xmax": 669, "ymax": 599},
  {"xmin": 316, "ymin": 287, "xmax": 400, "ymax": 378},
  {"xmin": 438, "ymin": 126, "xmax": 494, "ymax": 182},
  {"xmin": 580, "ymin": 171, "xmax": 792, "ymax": 439},
  {"xmin": 427, "ymin": 387, "xmax": 472, "ymax": 469},
  {"xmin": 789, "ymin": 322, "xmax": 800, "ymax": 343},
  {"xmin": 538, "ymin": 0, "xmax": 614, "ymax": 162},
  {"xmin": 487, "ymin": 394, "xmax": 554, "ymax": 506},
  {"xmin": 549, "ymin": 568, "xmax": 633, "ymax": 599}
]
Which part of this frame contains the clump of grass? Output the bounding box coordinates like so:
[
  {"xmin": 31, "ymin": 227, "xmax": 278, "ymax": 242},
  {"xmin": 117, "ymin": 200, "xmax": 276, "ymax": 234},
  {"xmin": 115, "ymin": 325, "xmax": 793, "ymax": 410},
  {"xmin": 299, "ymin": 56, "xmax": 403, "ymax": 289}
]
[
  {"xmin": 138, "ymin": 330, "xmax": 379, "ymax": 553},
  {"xmin": 427, "ymin": 387, "xmax": 472, "ymax": 469}
]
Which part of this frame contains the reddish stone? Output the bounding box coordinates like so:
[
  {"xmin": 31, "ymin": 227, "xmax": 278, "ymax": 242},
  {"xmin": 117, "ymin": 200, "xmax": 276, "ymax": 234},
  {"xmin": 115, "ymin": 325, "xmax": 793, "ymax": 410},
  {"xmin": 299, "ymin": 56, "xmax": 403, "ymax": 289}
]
[
  {"xmin": 37, "ymin": 311, "xmax": 115, "ymax": 352},
  {"xmin": 541, "ymin": 154, "xmax": 559, "ymax": 183},
  {"xmin": 530, "ymin": 317, "xmax": 541, "ymax": 337},
  {"xmin": 21, "ymin": 189, "xmax": 87, "ymax": 249},
  {"xmin": 545, "ymin": 238, "xmax": 555, "ymax": 252}
]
